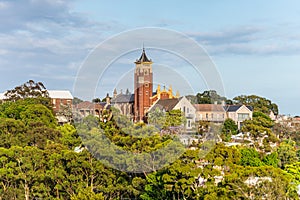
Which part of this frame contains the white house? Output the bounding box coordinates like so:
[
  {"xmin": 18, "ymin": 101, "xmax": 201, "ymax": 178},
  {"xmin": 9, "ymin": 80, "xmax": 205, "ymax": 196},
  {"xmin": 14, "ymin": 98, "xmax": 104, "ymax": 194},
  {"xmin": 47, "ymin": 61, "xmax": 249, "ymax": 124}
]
[
  {"xmin": 224, "ymin": 105, "xmax": 253, "ymax": 129},
  {"xmin": 148, "ymin": 96, "xmax": 196, "ymax": 131}
]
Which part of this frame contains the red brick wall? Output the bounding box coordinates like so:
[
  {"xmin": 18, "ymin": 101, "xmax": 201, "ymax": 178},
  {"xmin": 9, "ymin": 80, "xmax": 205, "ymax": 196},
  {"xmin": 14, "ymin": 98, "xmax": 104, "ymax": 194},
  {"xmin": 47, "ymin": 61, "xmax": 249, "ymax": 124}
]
[
  {"xmin": 52, "ymin": 98, "xmax": 72, "ymax": 113},
  {"xmin": 134, "ymin": 67, "xmax": 153, "ymax": 122}
]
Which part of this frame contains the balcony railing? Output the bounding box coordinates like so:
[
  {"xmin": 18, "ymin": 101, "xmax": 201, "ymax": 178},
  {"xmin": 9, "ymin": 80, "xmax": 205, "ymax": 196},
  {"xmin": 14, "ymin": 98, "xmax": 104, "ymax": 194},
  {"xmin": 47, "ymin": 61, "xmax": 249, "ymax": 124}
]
[
  {"xmin": 196, "ymin": 117, "xmax": 225, "ymax": 122},
  {"xmin": 186, "ymin": 114, "xmax": 194, "ymax": 118}
]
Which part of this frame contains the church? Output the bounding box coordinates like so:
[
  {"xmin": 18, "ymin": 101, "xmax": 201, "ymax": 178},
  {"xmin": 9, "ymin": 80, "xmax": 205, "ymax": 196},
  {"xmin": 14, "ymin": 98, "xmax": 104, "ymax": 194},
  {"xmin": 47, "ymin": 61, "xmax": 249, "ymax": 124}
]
[{"xmin": 111, "ymin": 48, "xmax": 180, "ymax": 122}]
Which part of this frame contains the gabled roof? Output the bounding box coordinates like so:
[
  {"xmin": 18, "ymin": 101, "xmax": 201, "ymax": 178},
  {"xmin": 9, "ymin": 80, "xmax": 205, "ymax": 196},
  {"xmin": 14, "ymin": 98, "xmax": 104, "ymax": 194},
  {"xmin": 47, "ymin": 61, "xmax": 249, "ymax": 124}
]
[
  {"xmin": 246, "ymin": 106, "xmax": 253, "ymax": 111},
  {"xmin": 224, "ymin": 105, "xmax": 253, "ymax": 112},
  {"xmin": 135, "ymin": 48, "xmax": 152, "ymax": 63},
  {"xmin": 111, "ymin": 94, "xmax": 134, "ymax": 103},
  {"xmin": 194, "ymin": 104, "xmax": 225, "ymax": 112},
  {"xmin": 48, "ymin": 90, "xmax": 73, "ymax": 99},
  {"xmin": 149, "ymin": 98, "xmax": 180, "ymax": 112}
]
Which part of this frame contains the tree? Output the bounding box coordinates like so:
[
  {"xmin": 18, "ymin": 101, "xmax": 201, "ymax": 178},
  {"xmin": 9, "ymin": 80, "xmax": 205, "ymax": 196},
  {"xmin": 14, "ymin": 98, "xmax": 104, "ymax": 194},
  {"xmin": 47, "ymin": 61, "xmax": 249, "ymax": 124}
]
[
  {"xmin": 57, "ymin": 103, "xmax": 73, "ymax": 123},
  {"xmin": 0, "ymin": 146, "xmax": 47, "ymax": 200},
  {"xmin": 205, "ymin": 143, "xmax": 241, "ymax": 166},
  {"xmin": 285, "ymin": 162, "xmax": 300, "ymax": 185},
  {"xmin": 239, "ymin": 147, "xmax": 264, "ymax": 167},
  {"xmin": 263, "ymin": 152, "xmax": 279, "ymax": 167},
  {"xmin": 92, "ymin": 98, "xmax": 101, "ymax": 103},
  {"xmin": 277, "ymin": 140, "xmax": 297, "ymax": 168},
  {"xmin": 26, "ymin": 122, "xmax": 61, "ymax": 148},
  {"xmin": 141, "ymin": 150, "xmax": 202, "ymax": 200},
  {"xmin": 57, "ymin": 124, "xmax": 81, "ymax": 149},
  {"xmin": 233, "ymin": 95, "xmax": 279, "ymax": 115},
  {"xmin": 196, "ymin": 120, "xmax": 210, "ymax": 135},
  {"xmin": 73, "ymin": 97, "xmax": 84, "ymax": 105},
  {"xmin": 221, "ymin": 118, "xmax": 238, "ymax": 142},
  {"xmin": 148, "ymin": 109, "xmax": 187, "ymax": 132},
  {"xmin": 196, "ymin": 90, "xmax": 227, "ymax": 104},
  {"xmin": 219, "ymin": 166, "xmax": 298, "ymax": 199},
  {"xmin": 148, "ymin": 107, "xmax": 166, "ymax": 129},
  {"xmin": 252, "ymin": 112, "xmax": 274, "ymax": 128},
  {"xmin": 20, "ymin": 104, "xmax": 57, "ymax": 128},
  {"xmin": 71, "ymin": 187, "xmax": 104, "ymax": 200},
  {"xmin": 241, "ymin": 111, "xmax": 275, "ymax": 138},
  {"xmin": 5, "ymin": 80, "xmax": 49, "ymax": 101},
  {"xmin": 0, "ymin": 118, "xmax": 28, "ymax": 148},
  {"xmin": 164, "ymin": 109, "xmax": 187, "ymax": 130}
]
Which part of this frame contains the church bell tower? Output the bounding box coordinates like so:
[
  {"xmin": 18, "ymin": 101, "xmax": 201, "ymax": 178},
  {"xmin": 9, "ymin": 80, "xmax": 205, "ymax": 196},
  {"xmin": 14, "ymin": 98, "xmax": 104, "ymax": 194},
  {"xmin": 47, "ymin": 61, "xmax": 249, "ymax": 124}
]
[{"xmin": 134, "ymin": 48, "xmax": 153, "ymax": 122}]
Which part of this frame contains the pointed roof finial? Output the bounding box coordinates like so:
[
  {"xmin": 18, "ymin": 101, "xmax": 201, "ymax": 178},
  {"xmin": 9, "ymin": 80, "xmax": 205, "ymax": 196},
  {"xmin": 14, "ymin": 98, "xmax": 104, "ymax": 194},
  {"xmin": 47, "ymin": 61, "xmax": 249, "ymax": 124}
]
[
  {"xmin": 113, "ymin": 88, "xmax": 117, "ymax": 98},
  {"xmin": 176, "ymin": 90, "xmax": 180, "ymax": 98},
  {"xmin": 135, "ymin": 44, "xmax": 152, "ymax": 63}
]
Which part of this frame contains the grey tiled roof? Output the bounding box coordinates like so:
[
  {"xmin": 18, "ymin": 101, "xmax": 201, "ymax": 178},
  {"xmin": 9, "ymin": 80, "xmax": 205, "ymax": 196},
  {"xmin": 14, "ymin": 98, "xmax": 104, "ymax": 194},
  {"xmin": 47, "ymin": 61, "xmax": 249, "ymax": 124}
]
[
  {"xmin": 111, "ymin": 94, "xmax": 134, "ymax": 103},
  {"xmin": 224, "ymin": 105, "xmax": 253, "ymax": 112}
]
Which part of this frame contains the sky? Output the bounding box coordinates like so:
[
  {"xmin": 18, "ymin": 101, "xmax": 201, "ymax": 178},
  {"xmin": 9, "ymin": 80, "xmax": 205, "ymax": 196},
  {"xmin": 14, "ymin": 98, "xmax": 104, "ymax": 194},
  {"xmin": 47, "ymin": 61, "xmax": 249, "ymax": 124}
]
[{"xmin": 0, "ymin": 0, "xmax": 300, "ymax": 115}]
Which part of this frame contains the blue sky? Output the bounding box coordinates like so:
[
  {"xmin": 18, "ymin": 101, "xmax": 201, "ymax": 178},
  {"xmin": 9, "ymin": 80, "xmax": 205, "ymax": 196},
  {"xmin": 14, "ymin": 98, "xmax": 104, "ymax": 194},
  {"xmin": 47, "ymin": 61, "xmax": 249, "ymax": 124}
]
[{"xmin": 0, "ymin": 0, "xmax": 300, "ymax": 115}]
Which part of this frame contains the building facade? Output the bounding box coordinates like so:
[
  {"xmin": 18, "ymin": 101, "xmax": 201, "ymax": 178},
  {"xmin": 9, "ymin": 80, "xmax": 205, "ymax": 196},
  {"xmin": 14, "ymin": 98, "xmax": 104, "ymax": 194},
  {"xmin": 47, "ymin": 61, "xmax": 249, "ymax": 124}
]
[
  {"xmin": 194, "ymin": 104, "xmax": 226, "ymax": 123},
  {"xmin": 134, "ymin": 48, "xmax": 153, "ymax": 122},
  {"xmin": 48, "ymin": 90, "xmax": 73, "ymax": 114},
  {"xmin": 111, "ymin": 89, "xmax": 134, "ymax": 120},
  {"xmin": 224, "ymin": 105, "xmax": 253, "ymax": 129},
  {"xmin": 148, "ymin": 96, "xmax": 196, "ymax": 131},
  {"xmin": 48, "ymin": 90, "xmax": 73, "ymax": 123}
]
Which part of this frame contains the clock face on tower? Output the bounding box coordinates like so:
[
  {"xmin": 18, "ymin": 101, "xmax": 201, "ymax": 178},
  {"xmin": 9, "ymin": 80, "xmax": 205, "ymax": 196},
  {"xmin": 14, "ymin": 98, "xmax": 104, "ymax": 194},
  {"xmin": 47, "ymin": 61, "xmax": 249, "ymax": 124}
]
[{"xmin": 138, "ymin": 76, "xmax": 144, "ymax": 84}]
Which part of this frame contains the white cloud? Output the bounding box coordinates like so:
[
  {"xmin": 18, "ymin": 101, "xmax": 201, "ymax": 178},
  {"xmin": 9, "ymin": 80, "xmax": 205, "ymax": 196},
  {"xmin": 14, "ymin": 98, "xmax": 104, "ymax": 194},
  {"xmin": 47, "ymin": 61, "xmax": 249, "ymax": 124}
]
[
  {"xmin": 0, "ymin": 1, "xmax": 8, "ymax": 9},
  {"xmin": 0, "ymin": 0, "xmax": 124, "ymax": 92},
  {"xmin": 188, "ymin": 25, "xmax": 300, "ymax": 55}
]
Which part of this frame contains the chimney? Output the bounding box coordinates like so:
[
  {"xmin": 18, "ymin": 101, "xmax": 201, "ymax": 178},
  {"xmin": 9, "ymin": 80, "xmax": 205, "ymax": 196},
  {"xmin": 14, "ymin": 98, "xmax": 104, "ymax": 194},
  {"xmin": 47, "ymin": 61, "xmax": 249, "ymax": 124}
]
[{"xmin": 221, "ymin": 100, "xmax": 225, "ymax": 106}]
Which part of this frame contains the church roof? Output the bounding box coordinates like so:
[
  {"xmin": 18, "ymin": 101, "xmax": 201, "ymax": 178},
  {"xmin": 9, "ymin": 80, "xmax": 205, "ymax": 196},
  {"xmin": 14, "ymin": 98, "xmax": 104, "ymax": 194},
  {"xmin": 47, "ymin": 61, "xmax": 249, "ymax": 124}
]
[
  {"xmin": 111, "ymin": 94, "xmax": 134, "ymax": 103},
  {"xmin": 135, "ymin": 48, "xmax": 152, "ymax": 63}
]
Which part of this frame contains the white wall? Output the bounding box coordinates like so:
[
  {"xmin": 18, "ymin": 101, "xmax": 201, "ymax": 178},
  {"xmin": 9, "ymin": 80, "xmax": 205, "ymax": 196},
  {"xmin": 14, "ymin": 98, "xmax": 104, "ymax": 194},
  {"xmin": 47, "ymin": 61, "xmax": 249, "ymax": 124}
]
[{"xmin": 173, "ymin": 96, "xmax": 196, "ymax": 130}]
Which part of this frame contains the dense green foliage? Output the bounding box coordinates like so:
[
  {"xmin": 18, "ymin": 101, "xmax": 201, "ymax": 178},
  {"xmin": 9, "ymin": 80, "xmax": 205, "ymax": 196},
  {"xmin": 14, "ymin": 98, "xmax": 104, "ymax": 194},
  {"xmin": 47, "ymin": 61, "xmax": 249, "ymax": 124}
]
[
  {"xmin": 233, "ymin": 95, "xmax": 279, "ymax": 115},
  {"xmin": 186, "ymin": 90, "xmax": 230, "ymax": 104},
  {"xmin": 0, "ymin": 84, "xmax": 298, "ymax": 199},
  {"xmin": 148, "ymin": 108, "xmax": 186, "ymax": 130},
  {"xmin": 220, "ymin": 118, "xmax": 238, "ymax": 142}
]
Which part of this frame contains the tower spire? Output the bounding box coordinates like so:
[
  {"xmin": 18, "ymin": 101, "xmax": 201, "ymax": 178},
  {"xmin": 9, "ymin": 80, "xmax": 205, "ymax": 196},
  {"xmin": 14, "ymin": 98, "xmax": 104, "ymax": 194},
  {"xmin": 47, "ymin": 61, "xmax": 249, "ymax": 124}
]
[{"xmin": 135, "ymin": 44, "xmax": 152, "ymax": 63}]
